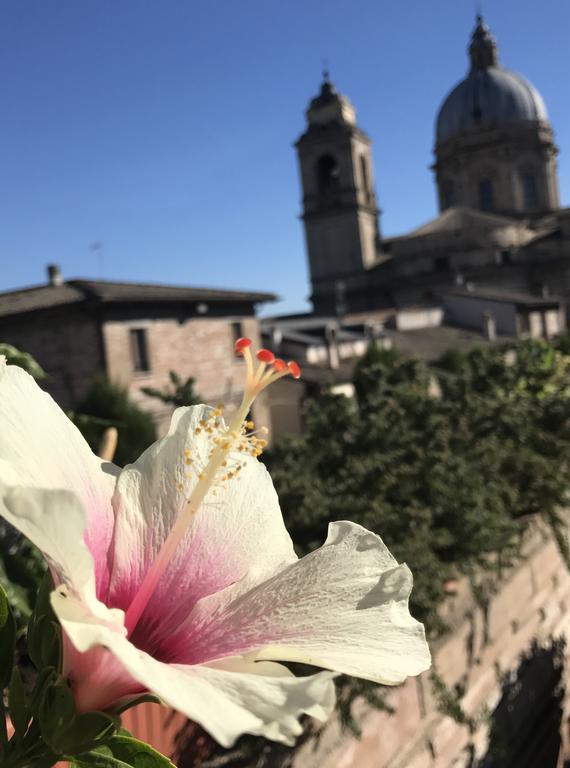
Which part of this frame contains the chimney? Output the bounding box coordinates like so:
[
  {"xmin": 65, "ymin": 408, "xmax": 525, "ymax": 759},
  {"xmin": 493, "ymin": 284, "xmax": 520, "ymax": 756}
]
[
  {"xmin": 47, "ymin": 264, "xmax": 63, "ymax": 287},
  {"xmin": 482, "ymin": 311, "xmax": 496, "ymax": 341}
]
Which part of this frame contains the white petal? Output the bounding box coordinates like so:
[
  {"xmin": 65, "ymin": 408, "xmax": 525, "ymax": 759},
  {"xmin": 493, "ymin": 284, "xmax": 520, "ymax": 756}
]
[
  {"xmin": 108, "ymin": 405, "xmax": 296, "ymax": 627},
  {"xmin": 0, "ymin": 485, "xmax": 122, "ymax": 629},
  {"xmin": 0, "ymin": 359, "xmax": 117, "ymax": 594},
  {"xmin": 181, "ymin": 521, "xmax": 431, "ymax": 684},
  {"xmin": 53, "ymin": 605, "xmax": 336, "ymax": 748}
]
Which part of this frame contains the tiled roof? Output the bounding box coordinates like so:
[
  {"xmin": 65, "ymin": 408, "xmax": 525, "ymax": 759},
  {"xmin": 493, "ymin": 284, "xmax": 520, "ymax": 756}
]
[
  {"xmin": 407, "ymin": 206, "xmax": 521, "ymax": 237},
  {"xmin": 444, "ymin": 288, "xmax": 561, "ymax": 308},
  {"xmin": 0, "ymin": 278, "xmax": 276, "ymax": 319},
  {"xmin": 71, "ymin": 279, "xmax": 276, "ymax": 304},
  {"xmin": 0, "ymin": 284, "xmax": 86, "ymax": 318}
]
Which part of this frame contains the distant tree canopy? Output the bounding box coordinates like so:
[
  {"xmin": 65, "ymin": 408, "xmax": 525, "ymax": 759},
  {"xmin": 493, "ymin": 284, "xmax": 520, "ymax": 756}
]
[
  {"xmin": 76, "ymin": 377, "xmax": 157, "ymax": 467},
  {"xmin": 267, "ymin": 339, "xmax": 570, "ymax": 634},
  {"xmin": 142, "ymin": 371, "xmax": 201, "ymax": 409}
]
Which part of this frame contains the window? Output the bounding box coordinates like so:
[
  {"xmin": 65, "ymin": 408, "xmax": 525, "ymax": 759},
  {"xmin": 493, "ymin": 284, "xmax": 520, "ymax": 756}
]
[
  {"xmin": 316, "ymin": 154, "xmax": 340, "ymax": 203},
  {"xmin": 442, "ymin": 181, "xmax": 455, "ymax": 210},
  {"xmin": 434, "ymin": 256, "xmax": 449, "ymax": 272},
  {"xmin": 130, "ymin": 328, "xmax": 150, "ymax": 372},
  {"xmin": 231, "ymin": 321, "xmax": 244, "ymax": 355},
  {"xmin": 478, "ymin": 179, "xmax": 494, "ymax": 212},
  {"xmin": 360, "ymin": 155, "xmax": 371, "ymax": 201},
  {"xmin": 522, "ymin": 174, "xmax": 538, "ymax": 209}
]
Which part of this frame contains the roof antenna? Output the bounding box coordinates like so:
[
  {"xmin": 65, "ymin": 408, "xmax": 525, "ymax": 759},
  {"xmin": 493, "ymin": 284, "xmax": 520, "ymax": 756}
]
[
  {"xmin": 475, "ymin": 0, "xmax": 483, "ymax": 22},
  {"xmin": 322, "ymin": 57, "xmax": 330, "ymax": 82},
  {"xmin": 89, "ymin": 241, "xmax": 104, "ymax": 277}
]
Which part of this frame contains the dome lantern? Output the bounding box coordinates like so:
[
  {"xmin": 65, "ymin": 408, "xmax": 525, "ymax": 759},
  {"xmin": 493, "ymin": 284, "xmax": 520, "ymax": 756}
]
[
  {"xmin": 306, "ymin": 71, "xmax": 357, "ymax": 127},
  {"xmin": 469, "ymin": 14, "xmax": 499, "ymax": 70},
  {"xmin": 436, "ymin": 15, "xmax": 549, "ymax": 145}
]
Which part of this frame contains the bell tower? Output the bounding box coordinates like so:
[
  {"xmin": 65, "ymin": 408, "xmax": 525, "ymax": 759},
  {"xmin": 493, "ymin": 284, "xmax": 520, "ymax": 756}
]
[{"xmin": 295, "ymin": 73, "xmax": 381, "ymax": 314}]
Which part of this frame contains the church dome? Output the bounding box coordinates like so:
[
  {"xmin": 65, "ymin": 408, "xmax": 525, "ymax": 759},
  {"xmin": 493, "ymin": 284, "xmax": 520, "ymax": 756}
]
[{"xmin": 436, "ymin": 16, "xmax": 549, "ymax": 144}]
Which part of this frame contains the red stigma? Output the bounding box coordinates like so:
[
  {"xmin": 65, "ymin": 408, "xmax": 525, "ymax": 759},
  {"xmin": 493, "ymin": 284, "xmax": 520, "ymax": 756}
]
[
  {"xmin": 256, "ymin": 349, "xmax": 275, "ymax": 364},
  {"xmin": 288, "ymin": 361, "xmax": 301, "ymax": 379},
  {"xmin": 235, "ymin": 337, "xmax": 252, "ymax": 354},
  {"xmin": 273, "ymin": 358, "xmax": 287, "ymax": 372}
]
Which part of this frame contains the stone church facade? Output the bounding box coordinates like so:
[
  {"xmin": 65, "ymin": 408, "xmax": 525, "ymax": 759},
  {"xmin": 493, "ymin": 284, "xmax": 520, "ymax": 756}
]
[{"xmin": 296, "ymin": 16, "xmax": 570, "ymax": 317}]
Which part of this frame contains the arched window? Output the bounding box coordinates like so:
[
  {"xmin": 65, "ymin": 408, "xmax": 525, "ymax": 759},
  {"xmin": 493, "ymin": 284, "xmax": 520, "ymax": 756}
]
[
  {"xmin": 479, "ymin": 179, "xmax": 494, "ymax": 212},
  {"xmin": 316, "ymin": 154, "xmax": 340, "ymax": 203},
  {"xmin": 522, "ymin": 174, "xmax": 538, "ymax": 210}
]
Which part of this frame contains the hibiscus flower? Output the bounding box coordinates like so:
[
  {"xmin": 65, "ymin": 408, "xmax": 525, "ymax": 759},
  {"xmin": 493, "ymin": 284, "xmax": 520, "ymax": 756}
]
[{"xmin": 0, "ymin": 341, "xmax": 430, "ymax": 747}]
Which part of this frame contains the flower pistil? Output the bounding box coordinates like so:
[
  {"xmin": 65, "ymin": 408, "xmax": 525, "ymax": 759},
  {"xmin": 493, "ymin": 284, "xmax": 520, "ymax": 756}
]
[{"xmin": 124, "ymin": 338, "xmax": 300, "ymax": 634}]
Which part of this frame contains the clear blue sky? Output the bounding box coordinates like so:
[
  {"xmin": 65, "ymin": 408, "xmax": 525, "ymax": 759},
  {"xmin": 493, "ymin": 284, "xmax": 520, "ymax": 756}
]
[{"xmin": 1, "ymin": 0, "xmax": 569, "ymax": 314}]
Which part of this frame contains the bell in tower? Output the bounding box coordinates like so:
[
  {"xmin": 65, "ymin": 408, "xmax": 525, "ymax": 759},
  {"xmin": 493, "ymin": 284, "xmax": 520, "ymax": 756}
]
[{"xmin": 295, "ymin": 72, "xmax": 381, "ymax": 315}]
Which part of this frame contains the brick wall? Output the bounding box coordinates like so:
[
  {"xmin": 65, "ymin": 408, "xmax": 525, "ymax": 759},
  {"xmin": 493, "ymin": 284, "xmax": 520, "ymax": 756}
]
[
  {"xmin": 0, "ymin": 307, "xmax": 273, "ymax": 439},
  {"xmin": 294, "ymin": 520, "xmax": 570, "ymax": 768},
  {"xmin": 101, "ymin": 315, "xmax": 271, "ymax": 436},
  {"xmin": 0, "ymin": 309, "xmax": 102, "ymax": 408}
]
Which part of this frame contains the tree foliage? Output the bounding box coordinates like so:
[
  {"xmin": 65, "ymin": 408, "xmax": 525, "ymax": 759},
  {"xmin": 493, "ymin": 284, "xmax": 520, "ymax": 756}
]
[
  {"xmin": 76, "ymin": 377, "xmax": 157, "ymax": 467},
  {"xmin": 260, "ymin": 338, "xmax": 570, "ymax": 744},
  {"xmin": 142, "ymin": 371, "xmax": 201, "ymax": 408}
]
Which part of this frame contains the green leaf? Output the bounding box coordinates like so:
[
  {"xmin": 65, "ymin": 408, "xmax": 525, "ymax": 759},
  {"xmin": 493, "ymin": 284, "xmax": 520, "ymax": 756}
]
[
  {"xmin": 8, "ymin": 667, "xmax": 30, "ymax": 737},
  {"xmin": 113, "ymin": 694, "xmax": 161, "ymax": 715},
  {"xmin": 37, "ymin": 680, "xmax": 119, "ymax": 756},
  {"xmin": 40, "ymin": 619, "xmax": 62, "ymax": 671},
  {"xmin": 70, "ymin": 734, "xmax": 176, "ymax": 768},
  {"xmin": 70, "ymin": 757, "xmax": 131, "ymax": 768},
  {"xmin": 0, "ymin": 583, "xmax": 15, "ymax": 690},
  {"xmin": 57, "ymin": 711, "xmax": 118, "ymax": 755},
  {"xmin": 0, "ymin": 540, "xmax": 45, "ymax": 629},
  {"xmin": 28, "ymin": 573, "xmax": 61, "ymax": 671},
  {"xmin": 38, "ymin": 680, "xmax": 76, "ymax": 751}
]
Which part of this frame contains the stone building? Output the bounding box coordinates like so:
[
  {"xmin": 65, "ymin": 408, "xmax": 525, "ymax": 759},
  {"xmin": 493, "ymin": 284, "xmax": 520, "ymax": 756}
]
[
  {"xmin": 0, "ymin": 265, "xmax": 274, "ymax": 433},
  {"xmin": 296, "ymin": 15, "xmax": 570, "ymax": 317}
]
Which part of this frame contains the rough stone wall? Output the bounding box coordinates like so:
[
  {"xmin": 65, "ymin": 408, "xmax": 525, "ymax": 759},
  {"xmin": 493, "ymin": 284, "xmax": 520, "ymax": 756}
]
[
  {"xmin": 434, "ymin": 124, "xmax": 560, "ymax": 216},
  {"xmin": 101, "ymin": 315, "xmax": 271, "ymax": 436},
  {"xmin": 294, "ymin": 521, "xmax": 570, "ymax": 768},
  {"xmin": 265, "ymin": 378, "xmax": 305, "ymax": 443},
  {"xmin": 0, "ymin": 309, "xmax": 102, "ymax": 408}
]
